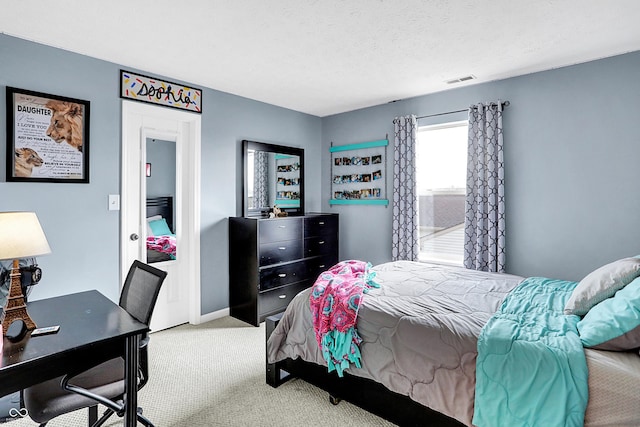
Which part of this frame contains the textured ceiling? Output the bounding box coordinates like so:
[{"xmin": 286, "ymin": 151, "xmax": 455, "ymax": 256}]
[{"xmin": 2, "ymin": 0, "xmax": 640, "ymax": 117}]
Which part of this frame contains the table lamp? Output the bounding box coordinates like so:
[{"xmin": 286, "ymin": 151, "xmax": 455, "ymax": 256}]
[{"xmin": 0, "ymin": 212, "xmax": 51, "ymax": 335}]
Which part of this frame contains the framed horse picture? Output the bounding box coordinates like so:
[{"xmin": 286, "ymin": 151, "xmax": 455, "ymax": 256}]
[{"xmin": 5, "ymin": 87, "xmax": 90, "ymax": 183}]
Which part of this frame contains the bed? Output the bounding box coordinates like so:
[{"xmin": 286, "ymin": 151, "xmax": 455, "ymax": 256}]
[
  {"xmin": 266, "ymin": 259, "xmax": 640, "ymax": 426},
  {"xmin": 145, "ymin": 196, "xmax": 176, "ymax": 263}
]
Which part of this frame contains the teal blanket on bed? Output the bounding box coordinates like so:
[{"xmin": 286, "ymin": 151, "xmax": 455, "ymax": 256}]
[{"xmin": 473, "ymin": 277, "xmax": 588, "ymax": 427}]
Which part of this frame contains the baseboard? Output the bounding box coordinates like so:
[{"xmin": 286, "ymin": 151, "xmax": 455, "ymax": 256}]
[{"xmin": 198, "ymin": 307, "xmax": 230, "ymax": 324}]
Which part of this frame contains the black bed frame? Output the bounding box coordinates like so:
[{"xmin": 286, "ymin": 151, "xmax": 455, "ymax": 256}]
[
  {"xmin": 146, "ymin": 196, "xmax": 174, "ymax": 232},
  {"xmin": 265, "ymin": 314, "xmax": 464, "ymax": 427}
]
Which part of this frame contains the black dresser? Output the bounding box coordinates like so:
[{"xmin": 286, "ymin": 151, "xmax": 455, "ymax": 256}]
[{"xmin": 229, "ymin": 213, "xmax": 339, "ymax": 326}]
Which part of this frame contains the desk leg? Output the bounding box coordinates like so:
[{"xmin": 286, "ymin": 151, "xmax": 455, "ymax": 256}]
[{"xmin": 124, "ymin": 334, "xmax": 139, "ymax": 427}]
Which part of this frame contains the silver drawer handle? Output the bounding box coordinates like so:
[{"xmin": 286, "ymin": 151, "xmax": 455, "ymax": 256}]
[
  {"xmin": 278, "ymin": 294, "xmax": 287, "ymax": 299},
  {"xmin": 319, "ymin": 221, "xmax": 325, "ymax": 225},
  {"xmin": 278, "ymin": 273, "xmax": 286, "ymax": 278},
  {"xmin": 319, "ymin": 264, "xmax": 325, "ymax": 268},
  {"xmin": 318, "ymin": 241, "xmax": 325, "ymax": 245},
  {"xmin": 278, "ymin": 225, "xmax": 286, "ymax": 228},
  {"xmin": 278, "ymin": 246, "xmax": 286, "ymax": 250}
]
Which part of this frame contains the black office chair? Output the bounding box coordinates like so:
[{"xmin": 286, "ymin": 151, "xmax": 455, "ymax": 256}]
[{"xmin": 23, "ymin": 260, "xmax": 167, "ymax": 427}]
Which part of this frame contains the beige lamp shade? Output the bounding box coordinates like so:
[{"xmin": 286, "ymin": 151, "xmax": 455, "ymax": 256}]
[{"xmin": 0, "ymin": 212, "xmax": 52, "ymax": 260}]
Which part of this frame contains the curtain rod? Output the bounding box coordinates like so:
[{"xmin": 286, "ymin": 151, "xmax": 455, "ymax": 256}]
[{"xmin": 415, "ymin": 100, "xmax": 510, "ymax": 120}]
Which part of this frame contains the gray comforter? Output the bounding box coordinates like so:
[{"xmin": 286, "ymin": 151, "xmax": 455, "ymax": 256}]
[{"xmin": 266, "ymin": 261, "xmax": 523, "ymax": 426}]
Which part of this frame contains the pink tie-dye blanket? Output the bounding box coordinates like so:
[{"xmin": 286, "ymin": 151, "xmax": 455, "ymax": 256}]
[
  {"xmin": 309, "ymin": 260, "xmax": 380, "ymax": 377},
  {"xmin": 146, "ymin": 235, "xmax": 176, "ymax": 259}
]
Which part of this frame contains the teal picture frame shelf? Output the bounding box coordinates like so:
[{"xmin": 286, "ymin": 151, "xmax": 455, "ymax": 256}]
[
  {"xmin": 329, "ymin": 199, "xmax": 389, "ymax": 206},
  {"xmin": 275, "ymin": 200, "xmax": 300, "ymax": 208},
  {"xmin": 329, "ymin": 139, "xmax": 388, "ymax": 153}
]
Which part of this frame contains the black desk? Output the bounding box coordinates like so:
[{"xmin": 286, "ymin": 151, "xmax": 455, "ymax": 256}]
[{"xmin": 1, "ymin": 290, "xmax": 148, "ymax": 426}]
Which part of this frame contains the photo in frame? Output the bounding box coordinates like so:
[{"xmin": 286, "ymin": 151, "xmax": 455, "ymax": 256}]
[{"xmin": 5, "ymin": 87, "xmax": 90, "ymax": 183}]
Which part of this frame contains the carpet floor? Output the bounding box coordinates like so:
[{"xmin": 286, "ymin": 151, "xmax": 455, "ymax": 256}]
[{"xmin": 8, "ymin": 316, "xmax": 394, "ymax": 426}]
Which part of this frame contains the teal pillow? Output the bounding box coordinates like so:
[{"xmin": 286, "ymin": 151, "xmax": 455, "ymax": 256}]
[
  {"xmin": 577, "ymin": 276, "xmax": 640, "ymax": 350},
  {"xmin": 148, "ymin": 218, "xmax": 172, "ymax": 236}
]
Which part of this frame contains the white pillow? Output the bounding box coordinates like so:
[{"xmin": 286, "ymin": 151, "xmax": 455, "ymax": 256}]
[{"xmin": 564, "ymin": 257, "xmax": 640, "ymax": 315}]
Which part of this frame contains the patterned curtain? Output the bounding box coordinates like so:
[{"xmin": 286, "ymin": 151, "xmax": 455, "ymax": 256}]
[
  {"xmin": 254, "ymin": 151, "xmax": 269, "ymax": 208},
  {"xmin": 392, "ymin": 115, "xmax": 419, "ymax": 261},
  {"xmin": 464, "ymin": 102, "xmax": 505, "ymax": 272}
]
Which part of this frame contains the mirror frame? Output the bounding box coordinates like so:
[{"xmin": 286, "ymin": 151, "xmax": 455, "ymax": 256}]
[{"xmin": 242, "ymin": 139, "xmax": 305, "ymax": 217}]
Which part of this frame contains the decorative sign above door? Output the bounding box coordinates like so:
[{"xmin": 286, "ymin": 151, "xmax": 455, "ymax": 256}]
[{"xmin": 120, "ymin": 70, "xmax": 202, "ymax": 113}]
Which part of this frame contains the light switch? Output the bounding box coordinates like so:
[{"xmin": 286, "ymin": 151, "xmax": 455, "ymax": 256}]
[{"xmin": 108, "ymin": 194, "xmax": 120, "ymax": 211}]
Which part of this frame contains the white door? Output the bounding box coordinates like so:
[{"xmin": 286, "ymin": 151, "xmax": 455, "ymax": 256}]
[{"xmin": 121, "ymin": 101, "xmax": 201, "ymax": 332}]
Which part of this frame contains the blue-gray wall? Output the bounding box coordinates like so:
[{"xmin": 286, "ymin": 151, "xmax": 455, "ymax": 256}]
[
  {"xmin": 146, "ymin": 138, "xmax": 176, "ymax": 200},
  {"xmin": 322, "ymin": 51, "xmax": 640, "ymax": 281},
  {"xmin": 0, "ymin": 35, "xmax": 322, "ymax": 314},
  {"xmin": 2, "ymin": 33, "xmax": 639, "ymax": 312}
]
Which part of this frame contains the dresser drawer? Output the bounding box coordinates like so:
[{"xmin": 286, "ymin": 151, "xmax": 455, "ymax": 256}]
[
  {"xmin": 259, "ymin": 261, "xmax": 308, "ymax": 291},
  {"xmin": 260, "ymin": 240, "xmax": 303, "ymax": 266},
  {"xmin": 259, "ymin": 218, "xmax": 302, "ymax": 244},
  {"xmin": 306, "ymin": 255, "xmax": 338, "ymax": 281},
  {"xmin": 305, "ymin": 215, "xmax": 338, "ymax": 238},
  {"xmin": 304, "ymin": 235, "xmax": 337, "ymax": 257},
  {"xmin": 259, "ymin": 281, "xmax": 310, "ymax": 318}
]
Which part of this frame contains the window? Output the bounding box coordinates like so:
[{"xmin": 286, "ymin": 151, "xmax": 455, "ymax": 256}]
[{"xmin": 416, "ymin": 121, "xmax": 468, "ymax": 265}]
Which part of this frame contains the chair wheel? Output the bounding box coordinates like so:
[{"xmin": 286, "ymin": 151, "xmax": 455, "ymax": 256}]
[{"xmin": 329, "ymin": 395, "xmax": 341, "ymax": 405}]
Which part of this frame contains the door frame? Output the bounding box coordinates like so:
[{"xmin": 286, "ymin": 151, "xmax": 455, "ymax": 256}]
[{"xmin": 120, "ymin": 100, "xmax": 202, "ymax": 326}]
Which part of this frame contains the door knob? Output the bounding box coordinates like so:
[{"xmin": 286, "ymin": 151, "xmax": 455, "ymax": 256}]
[{"xmin": 130, "ymin": 233, "xmax": 139, "ymax": 241}]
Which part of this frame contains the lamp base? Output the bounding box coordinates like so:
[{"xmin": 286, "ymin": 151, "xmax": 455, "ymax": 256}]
[{"xmin": 1, "ymin": 259, "xmax": 37, "ymax": 336}]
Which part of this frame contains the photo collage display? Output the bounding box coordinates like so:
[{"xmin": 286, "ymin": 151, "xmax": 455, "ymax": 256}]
[
  {"xmin": 332, "ymin": 153, "xmax": 384, "ymax": 200},
  {"xmin": 276, "ymin": 158, "xmax": 300, "ymax": 201}
]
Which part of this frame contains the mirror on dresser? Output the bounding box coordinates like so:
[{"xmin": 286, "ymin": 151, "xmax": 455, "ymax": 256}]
[{"xmin": 242, "ymin": 139, "xmax": 305, "ymax": 217}]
